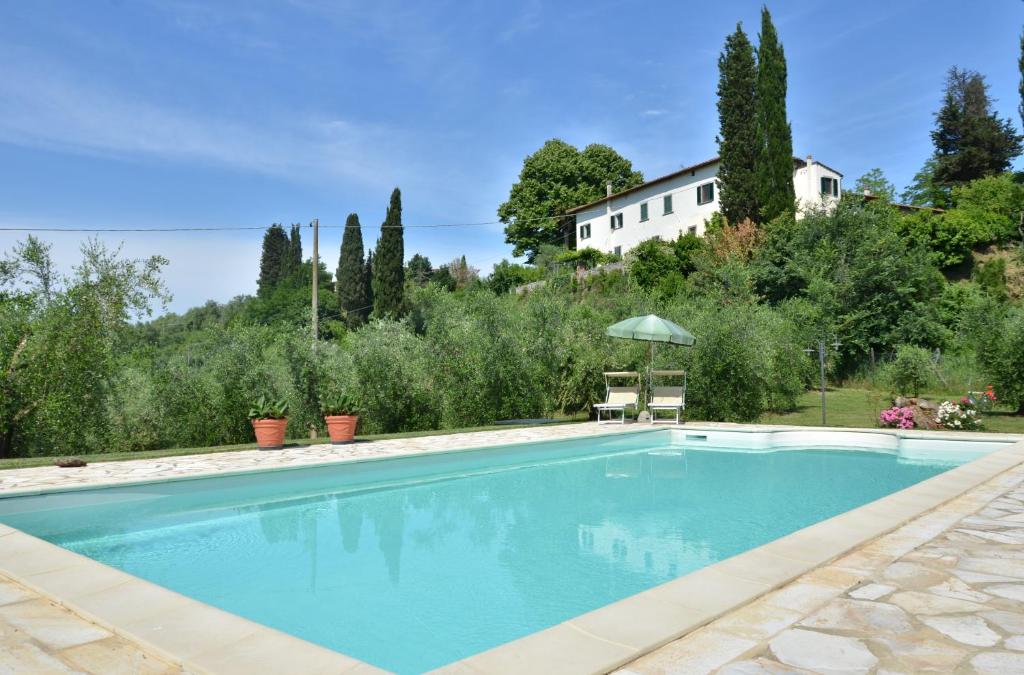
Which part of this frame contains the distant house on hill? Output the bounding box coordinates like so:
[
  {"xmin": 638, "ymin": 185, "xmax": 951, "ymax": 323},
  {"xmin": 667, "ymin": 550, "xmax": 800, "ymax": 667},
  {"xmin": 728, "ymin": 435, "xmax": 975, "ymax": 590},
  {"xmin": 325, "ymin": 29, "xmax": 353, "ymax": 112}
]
[{"xmin": 565, "ymin": 155, "xmax": 842, "ymax": 256}]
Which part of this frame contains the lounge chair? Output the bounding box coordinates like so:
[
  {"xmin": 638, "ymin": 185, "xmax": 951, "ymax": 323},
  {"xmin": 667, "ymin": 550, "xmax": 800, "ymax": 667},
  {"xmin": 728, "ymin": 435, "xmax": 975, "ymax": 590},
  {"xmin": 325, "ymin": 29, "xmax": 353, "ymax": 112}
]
[
  {"xmin": 594, "ymin": 371, "xmax": 639, "ymax": 424},
  {"xmin": 648, "ymin": 370, "xmax": 686, "ymax": 425}
]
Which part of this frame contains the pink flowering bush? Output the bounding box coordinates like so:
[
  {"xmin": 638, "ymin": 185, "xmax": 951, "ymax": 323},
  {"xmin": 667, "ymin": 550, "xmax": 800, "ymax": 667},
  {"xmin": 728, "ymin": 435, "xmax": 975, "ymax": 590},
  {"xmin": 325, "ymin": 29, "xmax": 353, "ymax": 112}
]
[{"xmin": 879, "ymin": 406, "xmax": 915, "ymax": 429}]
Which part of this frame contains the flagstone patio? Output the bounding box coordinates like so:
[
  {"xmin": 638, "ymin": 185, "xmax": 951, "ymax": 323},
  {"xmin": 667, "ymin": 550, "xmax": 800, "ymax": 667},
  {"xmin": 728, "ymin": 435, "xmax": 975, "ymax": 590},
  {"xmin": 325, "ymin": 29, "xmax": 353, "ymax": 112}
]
[
  {"xmin": 620, "ymin": 459, "xmax": 1024, "ymax": 675},
  {"xmin": 0, "ymin": 575, "xmax": 182, "ymax": 674}
]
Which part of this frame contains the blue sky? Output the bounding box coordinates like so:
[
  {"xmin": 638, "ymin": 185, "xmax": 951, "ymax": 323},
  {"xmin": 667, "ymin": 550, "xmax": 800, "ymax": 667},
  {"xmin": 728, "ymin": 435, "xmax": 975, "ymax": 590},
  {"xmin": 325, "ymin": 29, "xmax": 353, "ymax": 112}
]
[{"xmin": 1, "ymin": 0, "xmax": 1021, "ymax": 314}]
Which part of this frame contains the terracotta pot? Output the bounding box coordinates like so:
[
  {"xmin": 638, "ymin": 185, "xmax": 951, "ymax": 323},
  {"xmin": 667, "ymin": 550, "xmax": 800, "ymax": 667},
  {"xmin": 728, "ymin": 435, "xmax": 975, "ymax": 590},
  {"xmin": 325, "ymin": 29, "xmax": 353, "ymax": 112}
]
[
  {"xmin": 324, "ymin": 415, "xmax": 359, "ymax": 444},
  {"xmin": 252, "ymin": 418, "xmax": 288, "ymax": 450}
]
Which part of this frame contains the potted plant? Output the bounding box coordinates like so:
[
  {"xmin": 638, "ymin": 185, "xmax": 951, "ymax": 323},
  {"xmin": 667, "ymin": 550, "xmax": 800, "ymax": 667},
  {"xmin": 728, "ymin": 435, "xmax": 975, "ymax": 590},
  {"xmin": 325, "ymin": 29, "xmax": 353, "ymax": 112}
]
[
  {"xmin": 322, "ymin": 393, "xmax": 360, "ymax": 444},
  {"xmin": 249, "ymin": 395, "xmax": 290, "ymax": 450}
]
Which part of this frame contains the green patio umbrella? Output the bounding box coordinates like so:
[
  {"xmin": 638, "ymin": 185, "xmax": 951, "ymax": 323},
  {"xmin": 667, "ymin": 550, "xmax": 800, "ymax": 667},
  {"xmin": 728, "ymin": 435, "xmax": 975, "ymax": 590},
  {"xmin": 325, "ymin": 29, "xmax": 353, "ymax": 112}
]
[
  {"xmin": 606, "ymin": 314, "xmax": 696, "ymax": 401},
  {"xmin": 606, "ymin": 314, "xmax": 696, "ymax": 346}
]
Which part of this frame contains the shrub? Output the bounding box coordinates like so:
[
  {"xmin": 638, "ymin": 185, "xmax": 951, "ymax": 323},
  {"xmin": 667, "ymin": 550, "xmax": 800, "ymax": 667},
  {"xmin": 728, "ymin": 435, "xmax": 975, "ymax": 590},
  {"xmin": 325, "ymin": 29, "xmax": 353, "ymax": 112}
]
[
  {"xmin": 935, "ymin": 399, "xmax": 982, "ymax": 430},
  {"xmin": 883, "ymin": 345, "xmax": 934, "ymax": 396},
  {"xmin": 679, "ymin": 304, "xmax": 804, "ymax": 422},
  {"xmin": 979, "ymin": 309, "xmax": 1024, "ymax": 415},
  {"xmin": 104, "ymin": 366, "xmax": 164, "ymax": 452},
  {"xmin": 627, "ymin": 238, "xmax": 679, "ymax": 292},
  {"xmin": 879, "ymin": 406, "xmax": 915, "ymax": 429},
  {"xmin": 332, "ymin": 320, "xmax": 440, "ymax": 433}
]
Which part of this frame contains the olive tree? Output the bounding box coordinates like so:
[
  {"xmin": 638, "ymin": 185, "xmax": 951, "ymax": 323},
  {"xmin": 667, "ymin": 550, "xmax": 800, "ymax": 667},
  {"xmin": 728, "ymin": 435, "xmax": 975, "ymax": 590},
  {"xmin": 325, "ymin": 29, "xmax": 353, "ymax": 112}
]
[{"xmin": 0, "ymin": 237, "xmax": 168, "ymax": 457}]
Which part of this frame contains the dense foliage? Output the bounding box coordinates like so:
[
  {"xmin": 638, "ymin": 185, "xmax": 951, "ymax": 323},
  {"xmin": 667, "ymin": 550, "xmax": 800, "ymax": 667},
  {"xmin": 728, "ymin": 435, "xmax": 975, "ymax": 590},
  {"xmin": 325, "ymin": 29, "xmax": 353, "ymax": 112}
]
[
  {"xmin": 499, "ymin": 140, "xmax": 644, "ymax": 261},
  {"xmin": 1, "ymin": 238, "xmax": 168, "ymax": 457}
]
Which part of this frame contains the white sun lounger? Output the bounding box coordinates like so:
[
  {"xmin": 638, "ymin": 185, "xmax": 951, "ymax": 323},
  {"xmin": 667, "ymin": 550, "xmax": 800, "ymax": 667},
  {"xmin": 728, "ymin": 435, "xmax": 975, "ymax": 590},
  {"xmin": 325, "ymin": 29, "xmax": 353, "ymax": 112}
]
[
  {"xmin": 594, "ymin": 371, "xmax": 639, "ymax": 424},
  {"xmin": 649, "ymin": 370, "xmax": 686, "ymax": 424}
]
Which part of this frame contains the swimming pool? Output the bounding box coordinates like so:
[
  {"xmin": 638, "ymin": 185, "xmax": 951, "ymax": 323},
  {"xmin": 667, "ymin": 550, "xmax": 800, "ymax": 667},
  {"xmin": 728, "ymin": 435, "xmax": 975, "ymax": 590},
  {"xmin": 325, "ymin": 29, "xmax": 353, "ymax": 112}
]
[{"xmin": 0, "ymin": 429, "xmax": 1008, "ymax": 672}]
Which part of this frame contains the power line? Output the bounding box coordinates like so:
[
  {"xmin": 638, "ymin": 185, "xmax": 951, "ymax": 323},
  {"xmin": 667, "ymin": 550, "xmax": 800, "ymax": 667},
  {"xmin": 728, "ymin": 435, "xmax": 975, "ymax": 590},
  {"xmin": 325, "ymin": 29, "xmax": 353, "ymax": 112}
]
[{"xmin": 0, "ymin": 212, "xmax": 575, "ymax": 234}]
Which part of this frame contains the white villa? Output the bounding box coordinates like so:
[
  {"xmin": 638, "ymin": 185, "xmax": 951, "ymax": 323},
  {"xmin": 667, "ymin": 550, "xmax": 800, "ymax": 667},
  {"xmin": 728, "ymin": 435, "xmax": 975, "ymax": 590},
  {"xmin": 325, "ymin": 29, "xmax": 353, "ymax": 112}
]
[{"xmin": 567, "ymin": 155, "xmax": 842, "ymax": 256}]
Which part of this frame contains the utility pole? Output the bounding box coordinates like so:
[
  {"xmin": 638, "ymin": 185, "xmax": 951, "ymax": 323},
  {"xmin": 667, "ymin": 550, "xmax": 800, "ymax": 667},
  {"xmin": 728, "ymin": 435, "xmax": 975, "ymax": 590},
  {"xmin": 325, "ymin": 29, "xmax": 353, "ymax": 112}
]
[
  {"xmin": 311, "ymin": 218, "xmax": 319, "ymax": 352},
  {"xmin": 804, "ymin": 337, "xmax": 841, "ymax": 426}
]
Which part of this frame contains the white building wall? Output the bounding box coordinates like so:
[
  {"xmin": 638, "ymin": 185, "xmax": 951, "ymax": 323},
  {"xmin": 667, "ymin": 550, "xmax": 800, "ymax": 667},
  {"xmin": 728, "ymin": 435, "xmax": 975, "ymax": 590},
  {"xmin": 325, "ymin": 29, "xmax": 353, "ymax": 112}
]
[
  {"xmin": 575, "ymin": 158, "xmax": 842, "ymax": 256},
  {"xmin": 794, "ymin": 159, "xmax": 842, "ymax": 213},
  {"xmin": 575, "ymin": 163, "xmax": 720, "ymax": 256}
]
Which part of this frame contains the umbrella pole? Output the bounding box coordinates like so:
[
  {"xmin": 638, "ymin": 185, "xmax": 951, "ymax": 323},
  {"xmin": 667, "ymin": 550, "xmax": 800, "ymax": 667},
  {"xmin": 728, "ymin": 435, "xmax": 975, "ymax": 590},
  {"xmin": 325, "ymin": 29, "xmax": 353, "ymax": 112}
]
[{"xmin": 648, "ymin": 341, "xmax": 655, "ymax": 411}]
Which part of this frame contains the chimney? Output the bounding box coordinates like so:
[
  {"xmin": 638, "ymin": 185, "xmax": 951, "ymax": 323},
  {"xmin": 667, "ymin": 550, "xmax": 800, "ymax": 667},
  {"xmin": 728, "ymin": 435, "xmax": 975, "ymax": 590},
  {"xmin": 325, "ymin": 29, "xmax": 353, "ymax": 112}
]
[
  {"xmin": 806, "ymin": 154, "xmax": 813, "ymax": 165},
  {"xmin": 606, "ymin": 182, "xmax": 613, "ymax": 197},
  {"xmin": 863, "ymin": 188, "xmax": 871, "ymax": 196}
]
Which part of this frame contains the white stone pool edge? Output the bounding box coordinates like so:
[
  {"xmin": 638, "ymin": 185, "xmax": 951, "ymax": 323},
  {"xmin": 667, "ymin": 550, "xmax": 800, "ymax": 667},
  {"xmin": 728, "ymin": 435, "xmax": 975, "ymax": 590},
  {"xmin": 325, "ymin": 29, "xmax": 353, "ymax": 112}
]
[
  {"xmin": 431, "ymin": 429, "xmax": 1024, "ymax": 675},
  {"xmin": 0, "ymin": 422, "xmax": 1021, "ymax": 675}
]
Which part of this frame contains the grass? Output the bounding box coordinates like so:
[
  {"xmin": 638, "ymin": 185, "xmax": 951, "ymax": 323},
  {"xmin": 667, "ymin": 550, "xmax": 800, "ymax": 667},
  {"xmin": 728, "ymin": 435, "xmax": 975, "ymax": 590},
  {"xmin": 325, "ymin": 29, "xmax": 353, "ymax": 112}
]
[
  {"xmin": 0, "ymin": 417, "xmax": 587, "ymax": 471},
  {"xmin": 760, "ymin": 388, "xmax": 1024, "ymax": 434}
]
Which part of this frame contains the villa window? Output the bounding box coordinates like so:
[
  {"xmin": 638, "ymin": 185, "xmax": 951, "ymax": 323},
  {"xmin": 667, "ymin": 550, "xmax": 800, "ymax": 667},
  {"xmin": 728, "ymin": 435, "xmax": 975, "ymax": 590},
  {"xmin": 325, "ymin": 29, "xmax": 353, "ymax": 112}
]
[
  {"xmin": 639, "ymin": 202, "xmax": 648, "ymax": 221},
  {"xmin": 697, "ymin": 182, "xmax": 714, "ymax": 205},
  {"xmin": 610, "ymin": 213, "xmax": 624, "ymax": 230},
  {"xmin": 580, "ymin": 223, "xmax": 591, "ymax": 240},
  {"xmin": 663, "ymin": 194, "xmax": 673, "ymax": 214},
  {"xmin": 613, "ymin": 246, "xmax": 622, "ymax": 257},
  {"xmin": 821, "ymin": 176, "xmax": 839, "ymax": 197},
  {"xmin": 687, "ymin": 225, "xmax": 697, "ymax": 235}
]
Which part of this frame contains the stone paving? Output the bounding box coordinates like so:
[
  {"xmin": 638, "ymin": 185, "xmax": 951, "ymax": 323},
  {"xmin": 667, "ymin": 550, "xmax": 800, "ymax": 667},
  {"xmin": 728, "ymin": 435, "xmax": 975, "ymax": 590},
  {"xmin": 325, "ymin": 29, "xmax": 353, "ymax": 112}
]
[
  {"xmin": 622, "ymin": 460, "xmax": 1024, "ymax": 675},
  {"xmin": 0, "ymin": 574, "xmax": 183, "ymax": 674},
  {"xmin": 0, "ymin": 422, "xmax": 638, "ymax": 495}
]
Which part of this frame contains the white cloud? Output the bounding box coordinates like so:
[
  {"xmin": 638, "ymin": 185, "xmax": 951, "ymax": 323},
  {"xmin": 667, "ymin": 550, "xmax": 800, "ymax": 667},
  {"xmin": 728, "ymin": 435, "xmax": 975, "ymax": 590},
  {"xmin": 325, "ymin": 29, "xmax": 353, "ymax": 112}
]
[
  {"xmin": 0, "ymin": 54, "xmax": 417, "ymax": 192},
  {"xmin": 641, "ymin": 109, "xmax": 668, "ymax": 117}
]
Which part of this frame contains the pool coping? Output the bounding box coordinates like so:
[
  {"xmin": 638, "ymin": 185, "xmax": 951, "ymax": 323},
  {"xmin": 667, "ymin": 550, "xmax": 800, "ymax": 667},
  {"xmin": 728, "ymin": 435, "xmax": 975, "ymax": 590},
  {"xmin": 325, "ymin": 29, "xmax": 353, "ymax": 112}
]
[
  {"xmin": 431, "ymin": 434, "xmax": 1024, "ymax": 675},
  {"xmin": 0, "ymin": 423, "xmax": 1022, "ymax": 674}
]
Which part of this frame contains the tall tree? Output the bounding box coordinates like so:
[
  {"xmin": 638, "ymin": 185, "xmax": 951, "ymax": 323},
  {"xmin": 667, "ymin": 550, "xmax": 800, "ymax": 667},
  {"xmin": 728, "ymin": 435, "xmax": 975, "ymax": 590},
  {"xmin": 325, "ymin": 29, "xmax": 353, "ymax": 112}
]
[
  {"xmin": 363, "ymin": 249, "xmax": 374, "ymax": 314},
  {"xmin": 901, "ymin": 158, "xmax": 949, "ymax": 208},
  {"xmin": 1019, "ymin": 28, "xmax": 1024, "ymax": 131},
  {"xmin": 257, "ymin": 223, "xmax": 289, "ymax": 296},
  {"xmin": 854, "ymin": 168, "xmax": 897, "ymax": 202},
  {"xmin": 284, "ymin": 224, "xmax": 303, "ymax": 280},
  {"xmin": 754, "ymin": 6, "xmax": 795, "ymax": 222},
  {"xmin": 931, "ymin": 67, "xmax": 1022, "ymax": 189},
  {"xmin": 499, "ymin": 140, "xmax": 643, "ymax": 261},
  {"xmin": 716, "ymin": 23, "xmax": 760, "ymax": 225},
  {"xmin": 406, "ymin": 253, "xmax": 433, "ymax": 286},
  {"xmin": 336, "ymin": 213, "xmax": 367, "ymax": 327},
  {"xmin": 372, "ymin": 188, "xmax": 405, "ymax": 318}
]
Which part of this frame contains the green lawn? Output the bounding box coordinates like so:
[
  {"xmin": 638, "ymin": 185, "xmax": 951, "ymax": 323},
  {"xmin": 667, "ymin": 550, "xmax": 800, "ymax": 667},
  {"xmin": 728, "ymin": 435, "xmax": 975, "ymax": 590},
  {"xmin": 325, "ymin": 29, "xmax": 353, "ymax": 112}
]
[
  {"xmin": 0, "ymin": 418, "xmax": 586, "ymax": 471},
  {"xmin": 760, "ymin": 388, "xmax": 1024, "ymax": 435}
]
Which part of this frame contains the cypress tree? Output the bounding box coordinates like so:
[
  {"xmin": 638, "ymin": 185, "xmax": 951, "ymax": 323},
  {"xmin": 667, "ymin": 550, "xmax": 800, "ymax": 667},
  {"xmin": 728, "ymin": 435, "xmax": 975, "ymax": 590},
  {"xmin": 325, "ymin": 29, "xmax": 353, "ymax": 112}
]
[
  {"xmin": 754, "ymin": 6, "xmax": 795, "ymax": 222},
  {"xmin": 716, "ymin": 22, "xmax": 759, "ymax": 225},
  {"xmin": 932, "ymin": 67, "xmax": 1022, "ymax": 188},
  {"xmin": 336, "ymin": 213, "xmax": 367, "ymax": 327},
  {"xmin": 289, "ymin": 224, "xmax": 303, "ymax": 279},
  {"xmin": 372, "ymin": 188, "xmax": 405, "ymax": 318},
  {"xmin": 257, "ymin": 223, "xmax": 289, "ymax": 296},
  {"xmin": 279, "ymin": 223, "xmax": 303, "ymax": 283},
  {"xmin": 1019, "ymin": 28, "xmax": 1024, "ymax": 131},
  {"xmin": 364, "ymin": 249, "xmax": 374, "ymax": 317}
]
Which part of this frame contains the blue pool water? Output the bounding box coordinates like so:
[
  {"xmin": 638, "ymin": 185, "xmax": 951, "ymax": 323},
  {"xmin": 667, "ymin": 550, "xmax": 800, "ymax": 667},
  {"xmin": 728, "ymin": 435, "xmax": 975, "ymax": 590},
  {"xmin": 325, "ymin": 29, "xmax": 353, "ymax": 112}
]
[{"xmin": 0, "ymin": 431, "xmax": 968, "ymax": 672}]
